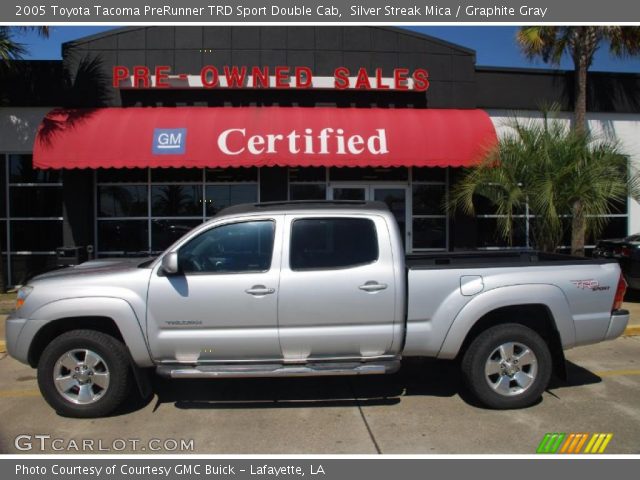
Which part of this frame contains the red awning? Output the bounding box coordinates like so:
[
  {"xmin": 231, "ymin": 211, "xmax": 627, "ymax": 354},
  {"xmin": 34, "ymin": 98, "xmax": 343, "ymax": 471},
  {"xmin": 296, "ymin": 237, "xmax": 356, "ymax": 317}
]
[{"xmin": 33, "ymin": 107, "xmax": 497, "ymax": 169}]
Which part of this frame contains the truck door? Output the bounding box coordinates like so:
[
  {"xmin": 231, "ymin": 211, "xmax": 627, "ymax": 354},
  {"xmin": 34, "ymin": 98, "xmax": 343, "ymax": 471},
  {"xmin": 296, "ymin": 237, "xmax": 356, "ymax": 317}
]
[
  {"xmin": 146, "ymin": 216, "xmax": 283, "ymax": 362},
  {"xmin": 277, "ymin": 214, "xmax": 398, "ymax": 360}
]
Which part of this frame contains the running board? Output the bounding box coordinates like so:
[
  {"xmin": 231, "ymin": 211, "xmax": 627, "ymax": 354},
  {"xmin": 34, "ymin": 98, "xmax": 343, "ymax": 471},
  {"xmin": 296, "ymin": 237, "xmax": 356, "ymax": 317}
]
[{"xmin": 156, "ymin": 360, "xmax": 401, "ymax": 379}]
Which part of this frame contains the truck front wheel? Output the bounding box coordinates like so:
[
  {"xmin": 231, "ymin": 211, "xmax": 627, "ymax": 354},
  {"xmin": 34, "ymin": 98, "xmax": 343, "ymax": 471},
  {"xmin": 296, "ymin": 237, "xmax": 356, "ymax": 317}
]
[
  {"xmin": 37, "ymin": 330, "xmax": 132, "ymax": 418},
  {"xmin": 461, "ymin": 324, "xmax": 552, "ymax": 409}
]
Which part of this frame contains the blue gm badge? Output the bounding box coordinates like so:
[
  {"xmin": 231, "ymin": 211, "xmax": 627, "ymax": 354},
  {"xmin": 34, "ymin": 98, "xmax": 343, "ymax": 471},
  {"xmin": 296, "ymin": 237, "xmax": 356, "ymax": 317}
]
[{"xmin": 153, "ymin": 128, "xmax": 187, "ymax": 155}]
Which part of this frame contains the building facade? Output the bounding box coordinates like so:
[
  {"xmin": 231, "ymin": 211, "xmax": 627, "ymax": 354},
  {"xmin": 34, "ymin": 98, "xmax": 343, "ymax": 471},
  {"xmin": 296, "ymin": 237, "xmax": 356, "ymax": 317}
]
[{"xmin": 1, "ymin": 26, "xmax": 639, "ymax": 287}]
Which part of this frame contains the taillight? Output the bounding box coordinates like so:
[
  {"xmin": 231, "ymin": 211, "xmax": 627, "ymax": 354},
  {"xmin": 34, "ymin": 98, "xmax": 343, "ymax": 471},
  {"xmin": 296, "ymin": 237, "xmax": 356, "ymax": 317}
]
[
  {"xmin": 621, "ymin": 246, "xmax": 632, "ymax": 257},
  {"xmin": 612, "ymin": 275, "xmax": 627, "ymax": 312}
]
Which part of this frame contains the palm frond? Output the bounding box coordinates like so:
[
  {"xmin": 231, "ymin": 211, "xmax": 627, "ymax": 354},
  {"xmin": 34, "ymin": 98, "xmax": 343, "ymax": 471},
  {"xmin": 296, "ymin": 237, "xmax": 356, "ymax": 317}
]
[{"xmin": 449, "ymin": 110, "xmax": 633, "ymax": 253}]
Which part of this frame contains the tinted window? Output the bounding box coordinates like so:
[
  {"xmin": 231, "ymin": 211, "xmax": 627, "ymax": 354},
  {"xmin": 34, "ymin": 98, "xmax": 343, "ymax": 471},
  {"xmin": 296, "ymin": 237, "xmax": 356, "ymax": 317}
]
[
  {"xmin": 98, "ymin": 185, "xmax": 148, "ymax": 217},
  {"xmin": 151, "ymin": 185, "xmax": 202, "ymax": 216},
  {"xmin": 205, "ymin": 185, "xmax": 258, "ymax": 216},
  {"xmin": 179, "ymin": 221, "xmax": 274, "ymax": 274},
  {"xmin": 290, "ymin": 218, "xmax": 378, "ymax": 270},
  {"xmin": 10, "ymin": 187, "xmax": 63, "ymax": 217},
  {"xmin": 9, "ymin": 155, "xmax": 61, "ymax": 183},
  {"xmin": 10, "ymin": 220, "xmax": 63, "ymax": 252},
  {"xmin": 97, "ymin": 220, "xmax": 149, "ymax": 253}
]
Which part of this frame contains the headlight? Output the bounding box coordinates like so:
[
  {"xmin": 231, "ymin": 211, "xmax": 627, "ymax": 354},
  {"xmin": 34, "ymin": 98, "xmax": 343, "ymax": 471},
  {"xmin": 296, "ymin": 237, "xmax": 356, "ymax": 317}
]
[{"xmin": 15, "ymin": 286, "xmax": 33, "ymax": 310}]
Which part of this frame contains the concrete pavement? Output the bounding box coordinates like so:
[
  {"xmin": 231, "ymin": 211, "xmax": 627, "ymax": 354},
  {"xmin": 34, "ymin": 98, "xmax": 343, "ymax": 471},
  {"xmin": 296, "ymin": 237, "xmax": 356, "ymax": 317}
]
[{"xmin": 0, "ymin": 336, "xmax": 639, "ymax": 454}]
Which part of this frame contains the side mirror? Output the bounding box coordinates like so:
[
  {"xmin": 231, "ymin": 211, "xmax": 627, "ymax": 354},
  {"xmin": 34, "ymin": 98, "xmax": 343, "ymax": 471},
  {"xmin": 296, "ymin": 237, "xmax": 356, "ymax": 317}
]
[{"xmin": 161, "ymin": 252, "xmax": 179, "ymax": 275}]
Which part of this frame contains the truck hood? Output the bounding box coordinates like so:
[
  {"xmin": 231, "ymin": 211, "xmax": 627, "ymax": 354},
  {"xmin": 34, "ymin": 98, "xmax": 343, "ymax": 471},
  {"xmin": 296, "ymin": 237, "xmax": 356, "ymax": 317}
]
[{"xmin": 30, "ymin": 257, "xmax": 155, "ymax": 283}]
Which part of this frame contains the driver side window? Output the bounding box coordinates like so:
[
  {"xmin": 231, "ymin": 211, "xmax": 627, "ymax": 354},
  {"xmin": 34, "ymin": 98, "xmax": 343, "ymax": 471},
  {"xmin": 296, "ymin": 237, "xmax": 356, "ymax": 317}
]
[{"xmin": 178, "ymin": 220, "xmax": 275, "ymax": 274}]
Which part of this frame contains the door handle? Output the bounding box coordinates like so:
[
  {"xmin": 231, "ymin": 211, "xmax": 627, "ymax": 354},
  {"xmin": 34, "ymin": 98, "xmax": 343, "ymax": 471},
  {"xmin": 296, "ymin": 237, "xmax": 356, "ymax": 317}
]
[
  {"xmin": 245, "ymin": 285, "xmax": 276, "ymax": 296},
  {"xmin": 358, "ymin": 282, "xmax": 388, "ymax": 292}
]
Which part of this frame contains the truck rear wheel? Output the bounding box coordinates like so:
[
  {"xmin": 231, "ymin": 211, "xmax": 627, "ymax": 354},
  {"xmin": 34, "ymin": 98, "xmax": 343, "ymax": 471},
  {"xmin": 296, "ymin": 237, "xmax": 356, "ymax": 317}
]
[
  {"xmin": 37, "ymin": 330, "xmax": 131, "ymax": 418},
  {"xmin": 461, "ymin": 323, "xmax": 552, "ymax": 409}
]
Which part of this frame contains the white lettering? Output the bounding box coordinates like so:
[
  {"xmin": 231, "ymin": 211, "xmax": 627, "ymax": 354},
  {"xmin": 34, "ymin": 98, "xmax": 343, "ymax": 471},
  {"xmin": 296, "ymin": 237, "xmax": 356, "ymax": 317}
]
[
  {"xmin": 14, "ymin": 435, "xmax": 32, "ymax": 451},
  {"xmin": 217, "ymin": 128, "xmax": 245, "ymax": 155},
  {"xmin": 369, "ymin": 129, "xmax": 389, "ymax": 154},
  {"xmin": 247, "ymin": 135, "xmax": 265, "ymax": 154},
  {"xmin": 266, "ymin": 134, "xmax": 284, "ymax": 153},
  {"xmin": 347, "ymin": 135, "xmax": 365, "ymax": 154},
  {"xmin": 217, "ymin": 128, "xmax": 388, "ymax": 156}
]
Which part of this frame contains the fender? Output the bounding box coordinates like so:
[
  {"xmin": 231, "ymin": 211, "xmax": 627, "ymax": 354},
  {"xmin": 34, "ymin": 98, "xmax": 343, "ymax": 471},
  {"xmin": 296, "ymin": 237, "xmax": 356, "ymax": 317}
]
[
  {"xmin": 26, "ymin": 297, "xmax": 154, "ymax": 367},
  {"xmin": 437, "ymin": 284, "xmax": 576, "ymax": 359}
]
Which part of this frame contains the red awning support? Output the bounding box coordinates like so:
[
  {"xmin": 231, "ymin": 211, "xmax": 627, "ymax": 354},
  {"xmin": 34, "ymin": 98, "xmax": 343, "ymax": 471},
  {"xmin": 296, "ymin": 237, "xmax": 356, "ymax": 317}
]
[{"xmin": 33, "ymin": 107, "xmax": 497, "ymax": 169}]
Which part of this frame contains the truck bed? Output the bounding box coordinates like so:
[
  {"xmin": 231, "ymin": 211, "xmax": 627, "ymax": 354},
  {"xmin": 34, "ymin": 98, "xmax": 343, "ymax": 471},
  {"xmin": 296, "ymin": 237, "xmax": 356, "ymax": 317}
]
[{"xmin": 406, "ymin": 250, "xmax": 617, "ymax": 269}]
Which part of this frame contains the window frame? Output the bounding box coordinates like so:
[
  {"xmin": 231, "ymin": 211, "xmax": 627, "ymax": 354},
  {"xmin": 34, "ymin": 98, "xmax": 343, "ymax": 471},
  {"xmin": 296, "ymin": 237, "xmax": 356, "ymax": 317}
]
[
  {"xmin": 411, "ymin": 167, "xmax": 449, "ymax": 252},
  {"xmin": 2, "ymin": 154, "xmax": 64, "ymax": 287}
]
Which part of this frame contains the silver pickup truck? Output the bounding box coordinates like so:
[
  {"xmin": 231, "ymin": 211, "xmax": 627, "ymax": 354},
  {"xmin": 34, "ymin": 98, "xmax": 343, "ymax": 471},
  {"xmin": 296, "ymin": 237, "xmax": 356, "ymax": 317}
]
[{"xmin": 5, "ymin": 201, "xmax": 629, "ymax": 417}]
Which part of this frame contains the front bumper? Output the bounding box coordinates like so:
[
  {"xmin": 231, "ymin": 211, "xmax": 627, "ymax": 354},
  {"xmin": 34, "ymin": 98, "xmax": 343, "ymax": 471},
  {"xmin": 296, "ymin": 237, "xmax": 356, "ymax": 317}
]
[
  {"xmin": 5, "ymin": 315, "xmax": 29, "ymax": 363},
  {"xmin": 605, "ymin": 309, "xmax": 629, "ymax": 340}
]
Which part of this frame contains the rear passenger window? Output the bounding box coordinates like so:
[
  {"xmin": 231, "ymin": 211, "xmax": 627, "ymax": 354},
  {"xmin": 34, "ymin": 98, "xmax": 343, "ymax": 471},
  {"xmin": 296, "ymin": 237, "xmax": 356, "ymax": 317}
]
[{"xmin": 290, "ymin": 218, "xmax": 379, "ymax": 270}]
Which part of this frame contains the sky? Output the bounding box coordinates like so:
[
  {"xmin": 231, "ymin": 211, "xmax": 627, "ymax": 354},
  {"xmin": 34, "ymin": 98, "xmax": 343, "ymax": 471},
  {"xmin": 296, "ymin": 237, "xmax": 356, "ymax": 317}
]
[{"xmin": 9, "ymin": 25, "xmax": 640, "ymax": 72}]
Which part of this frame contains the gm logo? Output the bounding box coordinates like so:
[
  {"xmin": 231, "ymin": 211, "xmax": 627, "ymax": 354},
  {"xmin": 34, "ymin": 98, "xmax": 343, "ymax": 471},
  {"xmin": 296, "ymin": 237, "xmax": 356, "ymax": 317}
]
[{"xmin": 153, "ymin": 128, "xmax": 186, "ymax": 155}]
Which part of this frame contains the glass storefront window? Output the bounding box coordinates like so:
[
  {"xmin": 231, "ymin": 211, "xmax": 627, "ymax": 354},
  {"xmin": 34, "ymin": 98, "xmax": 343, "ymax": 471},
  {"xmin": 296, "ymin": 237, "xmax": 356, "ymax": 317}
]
[
  {"xmin": 412, "ymin": 168, "xmax": 448, "ymax": 251},
  {"xmin": 151, "ymin": 219, "xmax": 202, "ymax": 252},
  {"xmin": 10, "ymin": 220, "xmax": 63, "ymax": 252},
  {"xmin": 151, "ymin": 185, "xmax": 203, "ymax": 216},
  {"xmin": 413, "ymin": 218, "xmax": 447, "ymax": 249},
  {"xmin": 413, "ymin": 185, "xmax": 446, "ymax": 216},
  {"xmin": 289, "ymin": 167, "xmax": 327, "ymax": 201},
  {"xmin": 97, "ymin": 220, "xmax": 149, "ymax": 253},
  {"xmin": 289, "ymin": 167, "xmax": 326, "ymax": 183},
  {"xmin": 290, "ymin": 184, "xmax": 326, "ymax": 200},
  {"xmin": 96, "ymin": 167, "xmax": 259, "ymax": 256},
  {"xmin": 205, "ymin": 185, "xmax": 258, "ymax": 216},
  {"xmin": 98, "ymin": 185, "xmax": 148, "ymax": 217},
  {"xmin": 1, "ymin": 154, "xmax": 64, "ymax": 286},
  {"xmin": 10, "ymin": 187, "xmax": 63, "ymax": 217},
  {"xmin": 9, "ymin": 155, "xmax": 61, "ymax": 183}
]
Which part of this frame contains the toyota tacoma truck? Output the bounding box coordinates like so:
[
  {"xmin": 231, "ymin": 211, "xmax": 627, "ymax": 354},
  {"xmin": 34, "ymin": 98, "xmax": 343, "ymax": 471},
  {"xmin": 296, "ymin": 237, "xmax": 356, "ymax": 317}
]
[{"xmin": 5, "ymin": 201, "xmax": 629, "ymax": 417}]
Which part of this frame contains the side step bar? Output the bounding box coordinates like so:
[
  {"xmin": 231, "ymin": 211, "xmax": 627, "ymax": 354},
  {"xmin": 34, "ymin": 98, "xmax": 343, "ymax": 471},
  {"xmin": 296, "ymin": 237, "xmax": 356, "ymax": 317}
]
[{"xmin": 156, "ymin": 360, "xmax": 401, "ymax": 379}]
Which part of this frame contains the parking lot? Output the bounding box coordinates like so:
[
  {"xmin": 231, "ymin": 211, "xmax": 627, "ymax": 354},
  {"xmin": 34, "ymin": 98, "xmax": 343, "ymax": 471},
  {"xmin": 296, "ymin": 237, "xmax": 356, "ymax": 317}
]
[{"xmin": 0, "ymin": 332, "xmax": 639, "ymax": 454}]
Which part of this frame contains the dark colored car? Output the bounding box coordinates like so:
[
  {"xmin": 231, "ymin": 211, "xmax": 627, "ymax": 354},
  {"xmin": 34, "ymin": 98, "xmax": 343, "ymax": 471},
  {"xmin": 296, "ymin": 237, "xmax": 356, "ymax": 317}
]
[{"xmin": 593, "ymin": 234, "xmax": 640, "ymax": 289}]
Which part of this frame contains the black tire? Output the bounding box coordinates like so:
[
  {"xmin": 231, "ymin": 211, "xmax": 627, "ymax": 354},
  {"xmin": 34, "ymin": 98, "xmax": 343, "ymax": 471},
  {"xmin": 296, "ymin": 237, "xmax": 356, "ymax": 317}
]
[
  {"xmin": 461, "ymin": 323, "xmax": 552, "ymax": 409},
  {"xmin": 37, "ymin": 329, "xmax": 131, "ymax": 418}
]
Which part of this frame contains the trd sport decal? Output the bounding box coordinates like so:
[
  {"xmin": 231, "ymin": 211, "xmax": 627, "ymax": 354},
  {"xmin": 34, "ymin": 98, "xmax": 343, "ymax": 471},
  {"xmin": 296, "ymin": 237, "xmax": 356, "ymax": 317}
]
[{"xmin": 571, "ymin": 279, "xmax": 611, "ymax": 291}]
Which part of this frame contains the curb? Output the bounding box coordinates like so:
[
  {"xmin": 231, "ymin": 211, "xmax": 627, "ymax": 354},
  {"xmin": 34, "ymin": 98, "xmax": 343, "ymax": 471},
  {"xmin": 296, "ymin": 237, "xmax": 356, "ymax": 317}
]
[{"xmin": 624, "ymin": 326, "xmax": 640, "ymax": 337}]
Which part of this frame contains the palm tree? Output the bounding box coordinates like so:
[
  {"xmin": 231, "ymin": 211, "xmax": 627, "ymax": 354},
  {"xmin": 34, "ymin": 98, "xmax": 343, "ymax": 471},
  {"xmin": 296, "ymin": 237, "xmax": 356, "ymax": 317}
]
[
  {"xmin": 450, "ymin": 112, "xmax": 638, "ymax": 256},
  {"xmin": 516, "ymin": 28, "xmax": 640, "ymax": 256},
  {"xmin": 0, "ymin": 27, "xmax": 49, "ymax": 61},
  {"xmin": 517, "ymin": 27, "xmax": 640, "ymax": 133}
]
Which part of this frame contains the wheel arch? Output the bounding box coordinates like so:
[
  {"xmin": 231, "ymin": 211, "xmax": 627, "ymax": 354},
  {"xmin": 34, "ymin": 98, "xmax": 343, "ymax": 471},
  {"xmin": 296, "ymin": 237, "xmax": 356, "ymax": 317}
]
[
  {"xmin": 437, "ymin": 284, "xmax": 574, "ymax": 378},
  {"xmin": 28, "ymin": 316, "xmax": 123, "ymax": 367},
  {"xmin": 26, "ymin": 297, "xmax": 153, "ymax": 368},
  {"xmin": 455, "ymin": 305, "xmax": 567, "ymax": 379}
]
